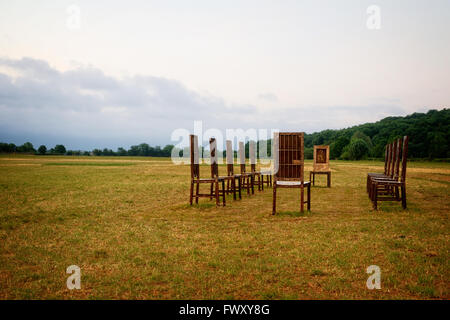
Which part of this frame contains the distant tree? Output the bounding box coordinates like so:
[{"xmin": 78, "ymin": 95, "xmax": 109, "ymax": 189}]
[
  {"xmin": 37, "ymin": 145, "xmax": 47, "ymax": 155},
  {"xmin": 17, "ymin": 142, "xmax": 35, "ymax": 153},
  {"xmin": 117, "ymin": 147, "xmax": 127, "ymax": 156},
  {"xmin": 162, "ymin": 144, "xmax": 174, "ymax": 157},
  {"xmin": 330, "ymin": 136, "xmax": 350, "ymax": 159},
  {"xmin": 348, "ymin": 138, "xmax": 369, "ymax": 160},
  {"xmin": 54, "ymin": 144, "xmax": 66, "ymax": 154}
]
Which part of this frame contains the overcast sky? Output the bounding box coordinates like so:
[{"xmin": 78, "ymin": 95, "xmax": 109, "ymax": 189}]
[{"xmin": 0, "ymin": 0, "xmax": 449, "ymax": 150}]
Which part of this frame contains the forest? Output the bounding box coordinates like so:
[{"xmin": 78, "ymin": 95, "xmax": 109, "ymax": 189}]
[{"xmin": 1, "ymin": 108, "xmax": 448, "ymax": 160}]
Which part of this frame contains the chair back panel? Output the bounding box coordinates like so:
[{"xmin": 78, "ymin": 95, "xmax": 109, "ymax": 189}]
[
  {"xmin": 394, "ymin": 138, "xmax": 401, "ymax": 180},
  {"xmin": 274, "ymin": 132, "xmax": 304, "ymax": 181},
  {"xmin": 226, "ymin": 140, "xmax": 234, "ymax": 165},
  {"xmin": 209, "ymin": 137, "xmax": 219, "ymax": 178},
  {"xmin": 313, "ymin": 145, "xmax": 330, "ymax": 171},
  {"xmin": 238, "ymin": 141, "xmax": 246, "ymax": 173},
  {"xmin": 190, "ymin": 134, "xmax": 200, "ymax": 179},
  {"xmin": 401, "ymin": 136, "xmax": 409, "ymax": 182}
]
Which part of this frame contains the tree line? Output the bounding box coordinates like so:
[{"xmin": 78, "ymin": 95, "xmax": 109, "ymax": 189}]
[{"xmin": 1, "ymin": 109, "xmax": 448, "ymax": 160}]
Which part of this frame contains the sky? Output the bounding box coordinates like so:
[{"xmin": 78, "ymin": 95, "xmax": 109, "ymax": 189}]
[{"xmin": 0, "ymin": 0, "xmax": 449, "ymax": 150}]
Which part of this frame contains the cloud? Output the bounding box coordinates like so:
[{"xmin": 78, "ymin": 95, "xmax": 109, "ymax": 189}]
[
  {"xmin": 257, "ymin": 93, "xmax": 278, "ymax": 102},
  {"xmin": 0, "ymin": 57, "xmax": 407, "ymax": 149}
]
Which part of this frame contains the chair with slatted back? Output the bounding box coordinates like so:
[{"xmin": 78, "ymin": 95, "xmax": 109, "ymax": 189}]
[
  {"xmin": 238, "ymin": 141, "xmax": 254, "ymax": 195},
  {"xmin": 369, "ymin": 136, "xmax": 409, "ymax": 209},
  {"xmin": 189, "ymin": 135, "xmax": 229, "ymax": 206},
  {"xmin": 225, "ymin": 140, "xmax": 242, "ymax": 200},
  {"xmin": 272, "ymin": 132, "xmax": 311, "ymax": 214},
  {"xmin": 366, "ymin": 142, "xmax": 393, "ymax": 193},
  {"xmin": 249, "ymin": 140, "xmax": 263, "ymax": 191},
  {"xmin": 368, "ymin": 138, "xmax": 401, "ymax": 200}
]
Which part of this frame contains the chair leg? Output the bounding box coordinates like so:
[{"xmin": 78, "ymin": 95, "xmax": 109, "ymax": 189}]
[
  {"xmin": 210, "ymin": 183, "xmax": 213, "ymax": 200},
  {"xmin": 373, "ymin": 183, "xmax": 378, "ymax": 210},
  {"xmin": 195, "ymin": 182, "xmax": 199, "ymax": 204},
  {"xmin": 307, "ymin": 184, "xmax": 311, "ymax": 211},
  {"xmin": 189, "ymin": 181, "xmax": 194, "ymax": 205},
  {"xmin": 401, "ymin": 185, "xmax": 407, "ymax": 209},
  {"xmin": 251, "ymin": 175, "xmax": 255, "ymax": 194},
  {"xmin": 238, "ymin": 177, "xmax": 242, "ymax": 199},
  {"xmin": 300, "ymin": 186, "xmax": 304, "ymax": 213},
  {"xmin": 261, "ymin": 175, "xmax": 264, "ymax": 191},
  {"xmin": 272, "ymin": 184, "xmax": 277, "ymax": 215},
  {"xmin": 328, "ymin": 172, "xmax": 331, "ymax": 187},
  {"xmin": 222, "ymin": 179, "xmax": 226, "ymax": 206},
  {"xmin": 215, "ymin": 180, "xmax": 219, "ymax": 206},
  {"xmin": 232, "ymin": 178, "xmax": 236, "ymax": 200}
]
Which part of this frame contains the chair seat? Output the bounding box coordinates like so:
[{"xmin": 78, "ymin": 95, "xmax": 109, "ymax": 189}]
[{"xmin": 276, "ymin": 180, "xmax": 311, "ymax": 186}]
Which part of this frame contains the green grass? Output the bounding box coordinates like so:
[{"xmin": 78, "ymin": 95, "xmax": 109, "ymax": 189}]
[{"xmin": 0, "ymin": 155, "xmax": 449, "ymax": 299}]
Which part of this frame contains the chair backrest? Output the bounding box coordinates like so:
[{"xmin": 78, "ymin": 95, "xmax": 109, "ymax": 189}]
[
  {"xmin": 390, "ymin": 140, "xmax": 398, "ymax": 178},
  {"xmin": 313, "ymin": 145, "xmax": 330, "ymax": 172},
  {"xmin": 274, "ymin": 132, "xmax": 304, "ymax": 182},
  {"xmin": 400, "ymin": 136, "xmax": 409, "ymax": 182},
  {"xmin": 249, "ymin": 140, "xmax": 257, "ymax": 172},
  {"xmin": 226, "ymin": 140, "xmax": 234, "ymax": 176},
  {"xmin": 238, "ymin": 141, "xmax": 246, "ymax": 173},
  {"xmin": 393, "ymin": 138, "xmax": 402, "ymax": 180},
  {"xmin": 386, "ymin": 143, "xmax": 392, "ymax": 176},
  {"xmin": 190, "ymin": 134, "xmax": 200, "ymax": 179},
  {"xmin": 209, "ymin": 137, "xmax": 219, "ymax": 178},
  {"xmin": 383, "ymin": 144, "xmax": 389, "ymax": 175}
]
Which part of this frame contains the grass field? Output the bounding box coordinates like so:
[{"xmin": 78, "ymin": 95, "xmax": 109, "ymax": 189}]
[{"xmin": 0, "ymin": 155, "xmax": 448, "ymax": 299}]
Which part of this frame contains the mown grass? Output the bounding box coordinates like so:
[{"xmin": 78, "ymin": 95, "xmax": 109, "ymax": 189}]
[{"xmin": 0, "ymin": 155, "xmax": 448, "ymax": 299}]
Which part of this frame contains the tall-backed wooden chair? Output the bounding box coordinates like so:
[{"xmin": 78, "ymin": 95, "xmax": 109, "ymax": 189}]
[
  {"xmin": 209, "ymin": 137, "xmax": 234, "ymax": 206},
  {"xmin": 366, "ymin": 142, "xmax": 395, "ymax": 193},
  {"xmin": 369, "ymin": 136, "xmax": 409, "ymax": 209},
  {"xmin": 238, "ymin": 141, "xmax": 254, "ymax": 195},
  {"xmin": 189, "ymin": 135, "xmax": 228, "ymax": 206},
  {"xmin": 272, "ymin": 132, "xmax": 311, "ymax": 215},
  {"xmin": 309, "ymin": 145, "xmax": 331, "ymax": 187},
  {"xmin": 249, "ymin": 141, "xmax": 263, "ymax": 191},
  {"xmin": 368, "ymin": 138, "xmax": 401, "ymax": 199},
  {"xmin": 225, "ymin": 140, "xmax": 242, "ymax": 200}
]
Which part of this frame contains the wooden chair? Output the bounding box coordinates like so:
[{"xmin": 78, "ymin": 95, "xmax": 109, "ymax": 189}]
[
  {"xmin": 189, "ymin": 135, "xmax": 229, "ymax": 206},
  {"xmin": 225, "ymin": 140, "xmax": 242, "ymax": 200},
  {"xmin": 366, "ymin": 142, "xmax": 392, "ymax": 193},
  {"xmin": 369, "ymin": 136, "xmax": 409, "ymax": 209},
  {"xmin": 368, "ymin": 138, "xmax": 401, "ymax": 198},
  {"xmin": 309, "ymin": 145, "xmax": 331, "ymax": 187},
  {"xmin": 238, "ymin": 141, "xmax": 254, "ymax": 195},
  {"xmin": 272, "ymin": 132, "xmax": 311, "ymax": 215},
  {"xmin": 249, "ymin": 140, "xmax": 263, "ymax": 191}
]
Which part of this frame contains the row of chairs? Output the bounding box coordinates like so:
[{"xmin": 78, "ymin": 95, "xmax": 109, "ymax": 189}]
[
  {"xmin": 366, "ymin": 136, "xmax": 409, "ymax": 209},
  {"xmin": 189, "ymin": 135, "xmax": 272, "ymax": 206},
  {"xmin": 189, "ymin": 132, "xmax": 313, "ymax": 215}
]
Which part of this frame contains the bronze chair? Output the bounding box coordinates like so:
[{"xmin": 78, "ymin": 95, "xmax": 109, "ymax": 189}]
[
  {"xmin": 309, "ymin": 145, "xmax": 331, "ymax": 187},
  {"xmin": 366, "ymin": 142, "xmax": 394, "ymax": 193},
  {"xmin": 272, "ymin": 132, "xmax": 311, "ymax": 214},
  {"xmin": 189, "ymin": 135, "xmax": 229, "ymax": 206},
  {"xmin": 225, "ymin": 140, "xmax": 242, "ymax": 200},
  {"xmin": 369, "ymin": 136, "xmax": 409, "ymax": 209},
  {"xmin": 238, "ymin": 141, "xmax": 254, "ymax": 195},
  {"xmin": 249, "ymin": 140, "xmax": 263, "ymax": 191}
]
